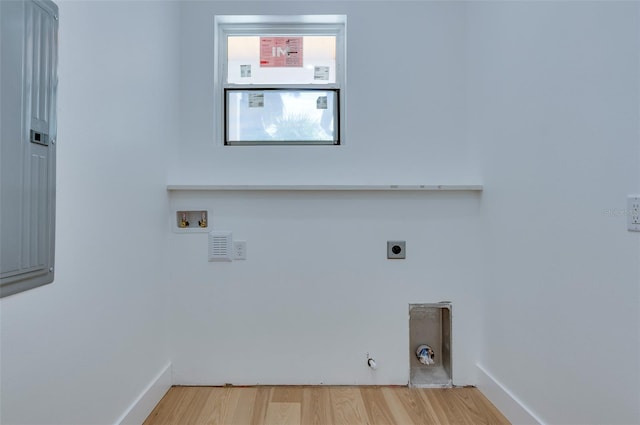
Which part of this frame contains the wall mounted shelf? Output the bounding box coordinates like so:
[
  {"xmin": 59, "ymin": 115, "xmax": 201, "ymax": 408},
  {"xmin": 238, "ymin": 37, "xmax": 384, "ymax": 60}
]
[{"xmin": 166, "ymin": 184, "xmax": 483, "ymax": 192}]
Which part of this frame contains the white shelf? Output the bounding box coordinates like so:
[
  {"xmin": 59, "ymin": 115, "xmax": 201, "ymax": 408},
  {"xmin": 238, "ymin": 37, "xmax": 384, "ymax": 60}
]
[{"xmin": 166, "ymin": 184, "xmax": 483, "ymax": 191}]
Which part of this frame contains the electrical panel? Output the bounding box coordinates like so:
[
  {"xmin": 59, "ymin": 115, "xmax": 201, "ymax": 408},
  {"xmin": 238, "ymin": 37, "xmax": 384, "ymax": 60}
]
[{"xmin": 1, "ymin": 0, "xmax": 59, "ymax": 297}]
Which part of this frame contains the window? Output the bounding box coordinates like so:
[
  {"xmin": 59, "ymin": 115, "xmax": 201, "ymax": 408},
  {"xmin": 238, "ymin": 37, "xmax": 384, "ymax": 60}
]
[{"xmin": 215, "ymin": 16, "xmax": 346, "ymax": 146}]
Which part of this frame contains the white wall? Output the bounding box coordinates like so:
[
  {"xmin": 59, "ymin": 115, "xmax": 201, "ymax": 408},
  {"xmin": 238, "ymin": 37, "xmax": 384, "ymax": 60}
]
[
  {"xmin": 468, "ymin": 2, "xmax": 640, "ymax": 424},
  {"xmin": 0, "ymin": 1, "xmax": 179, "ymax": 423},
  {"xmin": 169, "ymin": 1, "xmax": 484, "ymax": 386}
]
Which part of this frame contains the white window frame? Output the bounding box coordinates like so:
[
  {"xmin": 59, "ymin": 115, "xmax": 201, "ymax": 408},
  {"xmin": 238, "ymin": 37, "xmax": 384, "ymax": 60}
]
[{"xmin": 214, "ymin": 15, "xmax": 347, "ymax": 146}]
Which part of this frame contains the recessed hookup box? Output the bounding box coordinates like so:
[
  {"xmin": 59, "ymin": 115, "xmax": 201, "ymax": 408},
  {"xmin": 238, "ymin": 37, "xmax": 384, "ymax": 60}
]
[{"xmin": 409, "ymin": 302, "xmax": 452, "ymax": 387}]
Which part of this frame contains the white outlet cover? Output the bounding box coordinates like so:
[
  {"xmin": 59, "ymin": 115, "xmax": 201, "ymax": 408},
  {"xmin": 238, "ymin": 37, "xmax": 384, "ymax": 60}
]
[
  {"xmin": 627, "ymin": 195, "xmax": 640, "ymax": 232},
  {"xmin": 233, "ymin": 240, "xmax": 247, "ymax": 260}
]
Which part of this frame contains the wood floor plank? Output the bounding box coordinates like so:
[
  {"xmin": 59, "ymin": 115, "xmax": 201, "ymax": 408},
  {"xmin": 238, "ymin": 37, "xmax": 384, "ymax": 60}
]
[
  {"xmin": 143, "ymin": 386, "xmax": 188, "ymax": 425},
  {"xmin": 379, "ymin": 388, "xmax": 417, "ymax": 425},
  {"xmin": 448, "ymin": 387, "xmax": 492, "ymax": 425},
  {"xmin": 147, "ymin": 386, "xmax": 210, "ymax": 425},
  {"xmin": 144, "ymin": 386, "xmax": 511, "ymax": 425},
  {"xmin": 250, "ymin": 386, "xmax": 272, "ymax": 425},
  {"xmin": 165, "ymin": 386, "xmax": 198, "ymax": 425},
  {"xmin": 265, "ymin": 402, "xmax": 301, "ymax": 425},
  {"xmin": 301, "ymin": 387, "xmax": 334, "ymax": 425},
  {"xmin": 193, "ymin": 387, "xmax": 239, "ymax": 425},
  {"xmin": 381, "ymin": 387, "xmax": 440, "ymax": 425},
  {"xmin": 229, "ymin": 387, "xmax": 258, "ymax": 425},
  {"xmin": 420, "ymin": 389, "xmax": 458, "ymax": 424},
  {"xmin": 359, "ymin": 387, "xmax": 396, "ymax": 425},
  {"xmin": 461, "ymin": 387, "xmax": 511, "ymax": 424},
  {"xmin": 271, "ymin": 386, "xmax": 303, "ymax": 403},
  {"xmin": 178, "ymin": 387, "xmax": 217, "ymax": 424},
  {"xmin": 191, "ymin": 388, "xmax": 222, "ymax": 425},
  {"xmin": 329, "ymin": 387, "xmax": 371, "ymax": 425},
  {"xmin": 437, "ymin": 388, "xmax": 476, "ymax": 424}
]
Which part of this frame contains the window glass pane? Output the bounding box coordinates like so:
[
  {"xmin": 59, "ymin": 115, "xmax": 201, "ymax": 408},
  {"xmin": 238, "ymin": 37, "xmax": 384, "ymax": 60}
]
[
  {"xmin": 227, "ymin": 36, "xmax": 336, "ymax": 84},
  {"xmin": 226, "ymin": 89, "xmax": 338, "ymax": 144}
]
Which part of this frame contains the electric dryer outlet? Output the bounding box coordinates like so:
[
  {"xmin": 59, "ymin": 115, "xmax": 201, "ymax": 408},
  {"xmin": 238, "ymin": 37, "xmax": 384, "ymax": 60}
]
[{"xmin": 387, "ymin": 241, "xmax": 406, "ymax": 259}]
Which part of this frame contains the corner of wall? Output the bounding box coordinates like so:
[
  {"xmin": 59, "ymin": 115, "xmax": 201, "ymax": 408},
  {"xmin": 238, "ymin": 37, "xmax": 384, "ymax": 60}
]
[
  {"xmin": 115, "ymin": 363, "xmax": 173, "ymax": 425},
  {"xmin": 476, "ymin": 364, "xmax": 543, "ymax": 425}
]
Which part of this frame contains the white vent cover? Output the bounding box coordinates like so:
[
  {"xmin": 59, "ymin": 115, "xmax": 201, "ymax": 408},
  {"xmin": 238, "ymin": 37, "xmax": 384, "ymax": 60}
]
[{"xmin": 208, "ymin": 231, "xmax": 232, "ymax": 262}]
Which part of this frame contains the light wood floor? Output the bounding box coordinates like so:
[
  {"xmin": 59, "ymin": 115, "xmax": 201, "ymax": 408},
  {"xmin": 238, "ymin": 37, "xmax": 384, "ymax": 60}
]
[{"xmin": 143, "ymin": 386, "xmax": 511, "ymax": 425}]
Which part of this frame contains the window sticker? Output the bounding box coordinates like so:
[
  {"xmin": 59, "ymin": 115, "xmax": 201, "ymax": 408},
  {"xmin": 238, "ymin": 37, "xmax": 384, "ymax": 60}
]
[
  {"xmin": 314, "ymin": 66, "xmax": 330, "ymax": 81},
  {"xmin": 240, "ymin": 65, "xmax": 251, "ymax": 78},
  {"xmin": 316, "ymin": 96, "xmax": 328, "ymax": 110},
  {"xmin": 248, "ymin": 92, "xmax": 264, "ymax": 108},
  {"xmin": 260, "ymin": 37, "xmax": 303, "ymax": 67}
]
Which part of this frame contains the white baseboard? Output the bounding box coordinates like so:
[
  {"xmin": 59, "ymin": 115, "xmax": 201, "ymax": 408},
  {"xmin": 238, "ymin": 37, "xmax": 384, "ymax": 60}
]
[
  {"xmin": 476, "ymin": 364, "xmax": 545, "ymax": 425},
  {"xmin": 115, "ymin": 362, "xmax": 172, "ymax": 425}
]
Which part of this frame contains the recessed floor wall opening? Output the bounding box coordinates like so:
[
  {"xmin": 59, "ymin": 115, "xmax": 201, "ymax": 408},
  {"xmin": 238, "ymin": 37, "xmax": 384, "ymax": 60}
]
[{"xmin": 409, "ymin": 302, "xmax": 452, "ymax": 388}]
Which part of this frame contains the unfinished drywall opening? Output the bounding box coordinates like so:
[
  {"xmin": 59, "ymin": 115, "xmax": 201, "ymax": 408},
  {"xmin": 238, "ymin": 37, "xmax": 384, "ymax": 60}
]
[{"xmin": 409, "ymin": 303, "xmax": 452, "ymax": 387}]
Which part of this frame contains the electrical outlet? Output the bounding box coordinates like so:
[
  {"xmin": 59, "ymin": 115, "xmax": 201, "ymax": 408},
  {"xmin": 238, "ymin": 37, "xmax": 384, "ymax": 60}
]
[
  {"xmin": 233, "ymin": 240, "xmax": 247, "ymax": 260},
  {"xmin": 387, "ymin": 241, "xmax": 406, "ymax": 259},
  {"xmin": 628, "ymin": 196, "xmax": 640, "ymax": 231}
]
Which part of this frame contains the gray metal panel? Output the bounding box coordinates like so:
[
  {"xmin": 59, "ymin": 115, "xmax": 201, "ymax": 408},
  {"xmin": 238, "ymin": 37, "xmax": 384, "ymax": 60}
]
[
  {"xmin": 30, "ymin": 1, "xmax": 54, "ymax": 134},
  {"xmin": 1, "ymin": 0, "xmax": 28, "ymax": 279},
  {"xmin": 1, "ymin": 0, "xmax": 57, "ymax": 298},
  {"xmin": 26, "ymin": 151, "xmax": 49, "ymax": 270}
]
